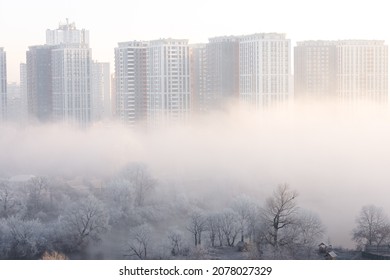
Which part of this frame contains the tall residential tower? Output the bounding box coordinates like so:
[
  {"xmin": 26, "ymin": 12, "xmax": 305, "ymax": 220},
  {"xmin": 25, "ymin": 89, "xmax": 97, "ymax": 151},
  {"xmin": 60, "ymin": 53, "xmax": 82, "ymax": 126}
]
[
  {"xmin": 206, "ymin": 36, "xmax": 240, "ymax": 110},
  {"xmin": 115, "ymin": 39, "xmax": 191, "ymax": 127},
  {"xmin": 47, "ymin": 20, "xmax": 92, "ymax": 127},
  {"xmin": 239, "ymin": 33, "xmax": 292, "ymax": 108},
  {"xmin": 92, "ymin": 61, "xmax": 111, "ymax": 121},
  {"xmin": 294, "ymin": 40, "xmax": 388, "ymax": 104},
  {"xmin": 147, "ymin": 39, "xmax": 191, "ymax": 127},
  {"xmin": 189, "ymin": 44, "xmax": 207, "ymax": 113},
  {"xmin": 115, "ymin": 41, "xmax": 148, "ymax": 126},
  {"xmin": 26, "ymin": 45, "xmax": 54, "ymax": 122},
  {"xmin": 0, "ymin": 48, "xmax": 7, "ymax": 121}
]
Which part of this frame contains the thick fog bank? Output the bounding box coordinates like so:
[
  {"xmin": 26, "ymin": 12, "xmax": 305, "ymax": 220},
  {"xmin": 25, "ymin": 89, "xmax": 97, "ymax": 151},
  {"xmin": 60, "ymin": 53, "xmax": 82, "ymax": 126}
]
[{"xmin": 1, "ymin": 102, "xmax": 390, "ymax": 248}]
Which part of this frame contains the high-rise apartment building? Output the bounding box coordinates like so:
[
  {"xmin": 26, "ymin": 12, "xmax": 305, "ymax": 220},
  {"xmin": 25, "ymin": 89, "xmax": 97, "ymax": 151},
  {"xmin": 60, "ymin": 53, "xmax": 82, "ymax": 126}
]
[
  {"xmin": 295, "ymin": 40, "xmax": 388, "ymax": 104},
  {"xmin": 91, "ymin": 61, "xmax": 111, "ymax": 121},
  {"xmin": 26, "ymin": 45, "xmax": 54, "ymax": 122},
  {"xmin": 239, "ymin": 33, "xmax": 292, "ymax": 108},
  {"xmin": 111, "ymin": 73, "xmax": 116, "ymax": 118},
  {"xmin": 0, "ymin": 48, "xmax": 7, "ymax": 121},
  {"xmin": 115, "ymin": 39, "xmax": 191, "ymax": 127},
  {"xmin": 337, "ymin": 40, "xmax": 388, "ymax": 104},
  {"xmin": 206, "ymin": 36, "xmax": 239, "ymax": 110},
  {"xmin": 25, "ymin": 21, "xmax": 93, "ymax": 127},
  {"xmin": 189, "ymin": 44, "xmax": 207, "ymax": 113},
  {"xmin": 6, "ymin": 83, "xmax": 24, "ymax": 122},
  {"xmin": 147, "ymin": 39, "xmax": 191, "ymax": 127},
  {"xmin": 20, "ymin": 63, "xmax": 28, "ymax": 122},
  {"xmin": 46, "ymin": 21, "xmax": 92, "ymax": 127},
  {"xmin": 51, "ymin": 43, "xmax": 92, "ymax": 127},
  {"xmin": 294, "ymin": 41, "xmax": 337, "ymax": 100},
  {"xmin": 115, "ymin": 41, "xmax": 148, "ymax": 126},
  {"xmin": 46, "ymin": 19, "xmax": 89, "ymax": 46}
]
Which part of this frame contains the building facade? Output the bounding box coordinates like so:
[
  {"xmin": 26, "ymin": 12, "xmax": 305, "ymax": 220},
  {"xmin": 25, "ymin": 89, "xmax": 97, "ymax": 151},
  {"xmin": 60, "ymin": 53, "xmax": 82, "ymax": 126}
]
[
  {"xmin": 46, "ymin": 21, "xmax": 92, "ymax": 127},
  {"xmin": 6, "ymin": 83, "xmax": 23, "ymax": 122},
  {"xmin": 20, "ymin": 63, "xmax": 28, "ymax": 123},
  {"xmin": 206, "ymin": 36, "xmax": 240, "ymax": 110},
  {"xmin": 51, "ymin": 44, "xmax": 92, "ymax": 127},
  {"xmin": 189, "ymin": 44, "xmax": 207, "ymax": 113},
  {"xmin": 294, "ymin": 40, "xmax": 388, "ymax": 104},
  {"xmin": 336, "ymin": 40, "xmax": 388, "ymax": 104},
  {"xmin": 46, "ymin": 19, "xmax": 89, "ymax": 46},
  {"xmin": 0, "ymin": 48, "xmax": 7, "ymax": 121},
  {"xmin": 147, "ymin": 39, "xmax": 191, "ymax": 127},
  {"xmin": 91, "ymin": 61, "xmax": 111, "ymax": 121},
  {"xmin": 26, "ymin": 45, "xmax": 54, "ymax": 122},
  {"xmin": 294, "ymin": 41, "xmax": 337, "ymax": 101},
  {"xmin": 114, "ymin": 41, "xmax": 148, "ymax": 126},
  {"xmin": 25, "ymin": 21, "xmax": 93, "ymax": 127},
  {"xmin": 239, "ymin": 33, "xmax": 292, "ymax": 108}
]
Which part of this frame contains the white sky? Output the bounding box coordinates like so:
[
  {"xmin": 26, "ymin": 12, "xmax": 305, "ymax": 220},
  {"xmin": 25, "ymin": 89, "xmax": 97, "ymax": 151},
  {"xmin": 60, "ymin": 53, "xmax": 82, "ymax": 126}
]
[{"xmin": 1, "ymin": 0, "xmax": 389, "ymax": 83}]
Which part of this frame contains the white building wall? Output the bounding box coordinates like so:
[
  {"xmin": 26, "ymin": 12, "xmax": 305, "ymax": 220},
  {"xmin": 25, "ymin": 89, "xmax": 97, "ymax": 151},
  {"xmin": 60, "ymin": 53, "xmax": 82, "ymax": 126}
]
[
  {"xmin": 46, "ymin": 20, "xmax": 89, "ymax": 45},
  {"xmin": 295, "ymin": 40, "xmax": 388, "ymax": 105},
  {"xmin": 19, "ymin": 63, "xmax": 28, "ymax": 123},
  {"xmin": 115, "ymin": 41, "xmax": 148, "ymax": 126},
  {"xmin": 239, "ymin": 33, "xmax": 292, "ymax": 109},
  {"xmin": 51, "ymin": 45, "xmax": 92, "ymax": 127},
  {"xmin": 0, "ymin": 48, "xmax": 7, "ymax": 121},
  {"xmin": 337, "ymin": 40, "xmax": 388, "ymax": 104},
  {"xmin": 147, "ymin": 39, "xmax": 190, "ymax": 127},
  {"xmin": 91, "ymin": 61, "xmax": 111, "ymax": 122}
]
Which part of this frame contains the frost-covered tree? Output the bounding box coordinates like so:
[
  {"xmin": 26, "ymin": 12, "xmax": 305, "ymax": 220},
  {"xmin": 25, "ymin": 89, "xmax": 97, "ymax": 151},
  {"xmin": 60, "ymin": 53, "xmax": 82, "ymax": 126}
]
[
  {"xmin": 102, "ymin": 178, "xmax": 135, "ymax": 225},
  {"xmin": 24, "ymin": 176, "xmax": 49, "ymax": 219},
  {"xmin": 60, "ymin": 195, "xmax": 109, "ymax": 251},
  {"xmin": 352, "ymin": 205, "xmax": 390, "ymax": 248},
  {"xmin": 205, "ymin": 213, "xmax": 219, "ymax": 247},
  {"xmin": 278, "ymin": 210, "xmax": 325, "ymax": 259},
  {"xmin": 205, "ymin": 212, "xmax": 225, "ymax": 247},
  {"xmin": 232, "ymin": 194, "xmax": 257, "ymax": 242},
  {"xmin": 186, "ymin": 210, "xmax": 206, "ymax": 246},
  {"xmin": 294, "ymin": 210, "xmax": 325, "ymax": 258},
  {"xmin": 220, "ymin": 209, "xmax": 240, "ymax": 247},
  {"xmin": 125, "ymin": 224, "xmax": 153, "ymax": 260},
  {"xmin": 167, "ymin": 230, "xmax": 185, "ymax": 256},
  {"xmin": 0, "ymin": 181, "xmax": 21, "ymax": 218},
  {"xmin": 120, "ymin": 163, "xmax": 156, "ymax": 207},
  {"xmin": 261, "ymin": 184, "xmax": 298, "ymax": 248},
  {"xmin": 0, "ymin": 216, "xmax": 49, "ymax": 259}
]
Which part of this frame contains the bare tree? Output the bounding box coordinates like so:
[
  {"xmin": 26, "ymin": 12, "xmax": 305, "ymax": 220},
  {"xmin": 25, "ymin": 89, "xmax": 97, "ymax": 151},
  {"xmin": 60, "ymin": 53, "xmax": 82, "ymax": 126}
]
[
  {"xmin": 61, "ymin": 195, "xmax": 109, "ymax": 250},
  {"xmin": 1, "ymin": 216, "xmax": 49, "ymax": 259},
  {"xmin": 122, "ymin": 164, "xmax": 156, "ymax": 207},
  {"xmin": 261, "ymin": 184, "xmax": 298, "ymax": 248},
  {"xmin": 283, "ymin": 210, "xmax": 325, "ymax": 259},
  {"xmin": 103, "ymin": 178, "xmax": 135, "ymax": 226},
  {"xmin": 186, "ymin": 210, "xmax": 206, "ymax": 246},
  {"xmin": 25, "ymin": 176, "xmax": 49, "ymax": 219},
  {"xmin": 296, "ymin": 210, "xmax": 325, "ymax": 257},
  {"xmin": 125, "ymin": 224, "xmax": 152, "ymax": 260},
  {"xmin": 232, "ymin": 194, "xmax": 257, "ymax": 242},
  {"xmin": 206, "ymin": 213, "xmax": 225, "ymax": 247},
  {"xmin": 167, "ymin": 230, "xmax": 184, "ymax": 256},
  {"xmin": 206, "ymin": 213, "xmax": 219, "ymax": 247},
  {"xmin": 352, "ymin": 205, "xmax": 390, "ymax": 248},
  {"xmin": 220, "ymin": 209, "xmax": 240, "ymax": 247},
  {"xmin": 0, "ymin": 181, "xmax": 19, "ymax": 218}
]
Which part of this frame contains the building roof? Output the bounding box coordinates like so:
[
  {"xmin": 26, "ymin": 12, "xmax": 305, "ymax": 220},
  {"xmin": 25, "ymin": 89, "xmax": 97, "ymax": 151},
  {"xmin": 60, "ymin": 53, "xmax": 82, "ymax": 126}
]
[{"xmin": 326, "ymin": 251, "xmax": 337, "ymax": 258}]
